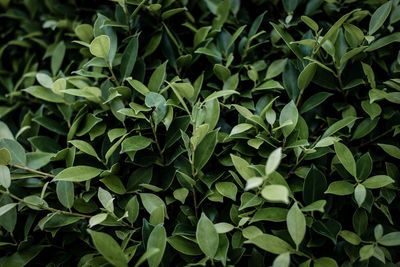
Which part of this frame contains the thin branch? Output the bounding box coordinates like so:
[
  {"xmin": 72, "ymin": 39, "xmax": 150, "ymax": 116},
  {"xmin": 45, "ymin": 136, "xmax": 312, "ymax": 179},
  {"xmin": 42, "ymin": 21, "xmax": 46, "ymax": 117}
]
[
  {"xmin": 0, "ymin": 190, "xmax": 91, "ymax": 218},
  {"xmin": 9, "ymin": 163, "xmax": 55, "ymax": 178}
]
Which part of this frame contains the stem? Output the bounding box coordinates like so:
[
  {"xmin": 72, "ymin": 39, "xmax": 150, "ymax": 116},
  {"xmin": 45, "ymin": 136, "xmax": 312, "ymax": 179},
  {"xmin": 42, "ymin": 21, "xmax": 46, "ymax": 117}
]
[
  {"xmin": 0, "ymin": 190, "xmax": 91, "ymax": 218},
  {"xmin": 150, "ymin": 119, "xmax": 164, "ymax": 163},
  {"xmin": 296, "ymin": 87, "xmax": 306, "ymax": 107},
  {"xmin": 108, "ymin": 64, "xmax": 120, "ymax": 87},
  {"xmin": 359, "ymin": 128, "xmax": 394, "ymax": 148},
  {"xmin": 192, "ymin": 188, "xmax": 198, "ymax": 219},
  {"xmin": 124, "ymin": 2, "xmax": 132, "ymax": 35},
  {"xmin": 9, "ymin": 163, "xmax": 55, "ymax": 178}
]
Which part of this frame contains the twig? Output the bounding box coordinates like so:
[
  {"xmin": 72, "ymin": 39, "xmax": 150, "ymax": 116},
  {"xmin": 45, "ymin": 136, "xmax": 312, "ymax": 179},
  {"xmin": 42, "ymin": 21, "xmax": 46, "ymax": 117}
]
[
  {"xmin": 9, "ymin": 163, "xmax": 55, "ymax": 178},
  {"xmin": 0, "ymin": 190, "xmax": 91, "ymax": 218}
]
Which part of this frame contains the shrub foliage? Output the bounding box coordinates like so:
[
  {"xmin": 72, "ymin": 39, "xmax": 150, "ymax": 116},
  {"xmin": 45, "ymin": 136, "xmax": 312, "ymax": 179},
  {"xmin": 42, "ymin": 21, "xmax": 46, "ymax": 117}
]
[{"xmin": 1, "ymin": 0, "xmax": 400, "ymax": 266}]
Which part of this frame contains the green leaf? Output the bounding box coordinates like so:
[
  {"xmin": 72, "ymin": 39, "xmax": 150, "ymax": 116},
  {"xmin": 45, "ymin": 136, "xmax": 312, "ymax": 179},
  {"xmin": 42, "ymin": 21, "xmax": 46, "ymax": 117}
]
[
  {"xmin": 265, "ymin": 147, "xmax": 282, "ymax": 176},
  {"xmin": 378, "ymin": 143, "xmax": 400, "ymax": 159},
  {"xmin": 301, "ymin": 15, "xmax": 319, "ymax": 32},
  {"xmin": 51, "ymin": 41, "xmax": 66, "ymax": 75},
  {"xmin": 0, "ymin": 203, "xmax": 17, "ymax": 216},
  {"xmin": 196, "ymin": 213, "xmax": 219, "ymax": 258},
  {"xmin": 322, "ymin": 116, "xmax": 357, "ymax": 138},
  {"xmin": 303, "ymin": 165, "xmax": 327, "ymax": 204},
  {"xmin": 266, "ymin": 59, "xmax": 287, "ymax": 79},
  {"xmin": 69, "ymin": 140, "xmax": 99, "ymax": 159},
  {"xmin": 121, "ymin": 135, "xmax": 152, "ymax": 153},
  {"xmin": 314, "ymin": 257, "xmax": 338, "ymax": 267},
  {"xmin": 270, "ymin": 22, "xmax": 303, "ymax": 61},
  {"xmin": 56, "ymin": 181, "xmax": 74, "ymax": 209},
  {"xmin": 320, "ymin": 10, "xmax": 356, "ymax": 46},
  {"xmin": 354, "ymin": 184, "xmax": 366, "ymax": 207},
  {"xmin": 126, "ymin": 196, "xmax": 139, "ymax": 224},
  {"xmin": 261, "ymin": 185, "xmax": 290, "ymax": 204},
  {"xmin": 300, "ymin": 92, "xmax": 333, "ymax": 114},
  {"xmin": 147, "ymin": 224, "xmax": 167, "ymax": 267},
  {"xmin": 89, "ymin": 35, "xmax": 110, "ymax": 59},
  {"xmin": 279, "ymin": 100, "xmax": 298, "ymax": 137},
  {"xmin": 368, "ymin": 1, "xmax": 392, "ymax": 35},
  {"xmin": 215, "ymin": 182, "xmax": 237, "ymax": 201},
  {"xmin": 365, "ymin": 32, "xmax": 400, "ymax": 51},
  {"xmin": 298, "ymin": 63, "xmax": 316, "ymax": 91},
  {"xmin": 334, "ymin": 142, "xmax": 356, "ymax": 177},
  {"xmin": 23, "ymin": 86, "xmax": 65, "ymax": 103},
  {"xmin": 148, "ymin": 61, "xmax": 167, "ymax": 92},
  {"xmin": 287, "ymin": 203, "xmax": 306, "ymax": 250},
  {"xmin": 245, "ymin": 234, "xmax": 292, "ymax": 254},
  {"xmin": 230, "ymin": 154, "xmax": 256, "ymax": 180},
  {"xmin": 88, "ymin": 230, "xmax": 128, "ymax": 267},
  {"xmin": 75, "ymin": 24, "xmax": 93, "ymax": 42},
  {"xmin": 362, "ymin": 175, "xmax": 394, "ymax": 189},
  {"xmin": 203, "ymin": 90, "xmax": 239, "ymax": 103},
  {"xmin": 54, "ymin": 166, "xmax": 103, "ymax": 182},
  {"xmin": 194, "ymin": 130, "xmax": 218, "ymax": 171},
  {"xmin": 167, "ymin": 236, "xmax": 202, "ymax": 255},
  {"xmin": 145, "ymin": 92, "xmax": 167, "ymax": 125},
  {"xmin": 120, "ymin": 34, "xmax": 139, "ymax": 79},
  {"xmin": 0, "ymin": 138, "xmax": 26, "ymax": 166},
  {"xmin": 325, "ymin": 181, "xmax": 354, "ymax": 195},
  {"xmin": 339, "ymin": 230, "xmax": 361, "ymax": 245},
  {"xmin": 378, "ymin": 232, "xmax": 400, "ymax": 246},
  {"xmin": 272, "ymin": 252, "xmax": 290, "ymax": 267}
]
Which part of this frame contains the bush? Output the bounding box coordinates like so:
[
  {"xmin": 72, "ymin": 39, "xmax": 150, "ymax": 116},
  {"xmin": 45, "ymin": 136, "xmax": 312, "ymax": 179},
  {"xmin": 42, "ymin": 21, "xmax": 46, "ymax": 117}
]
[{"xmin": 1, "ymin": 0, "xmax": 400, "ymax": 266}]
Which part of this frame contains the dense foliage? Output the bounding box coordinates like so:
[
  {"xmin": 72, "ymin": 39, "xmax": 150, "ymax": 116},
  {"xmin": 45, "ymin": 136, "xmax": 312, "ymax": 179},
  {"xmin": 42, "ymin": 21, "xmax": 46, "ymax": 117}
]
[{"xmin": 1, "ymin": 0, "xmax": 400, "ymax": 266}]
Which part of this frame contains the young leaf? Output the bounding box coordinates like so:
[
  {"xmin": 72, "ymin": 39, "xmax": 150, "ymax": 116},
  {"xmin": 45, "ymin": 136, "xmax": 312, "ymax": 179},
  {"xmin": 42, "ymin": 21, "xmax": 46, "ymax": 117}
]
[{"xmin": 89, "ymin": 35, "xmax": 111, "ymax": 59}]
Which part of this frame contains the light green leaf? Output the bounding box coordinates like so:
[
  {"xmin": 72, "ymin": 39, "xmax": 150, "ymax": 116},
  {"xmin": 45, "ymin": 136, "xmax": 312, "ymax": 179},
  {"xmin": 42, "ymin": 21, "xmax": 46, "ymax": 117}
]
[
  {"xmin": 287, "ymin": 203, "xmax": 306, "ymax": 250},
  {"xmin": 89, "ymin": 35, "xmax": 110, "ymax": 59},
  {"xmin": 340, "ymin": 230, "xmax": 361, "ymax": 245},
  {"xmin": 272, "ymin": 252, "xmax": 290, "ymax": 267},
  {"xmin": 362, "ymin": 175, "xmax": 394, "ymax": 189},
  {"xmin": 378, "ymin": 143, "xmax": 400, "ymax": 159},
  {"xmin": 69, "ymin": 140, "xmax": 99, "ymax": 159},
  {"xmin": 148, "ymin": 61, "xmax": 167, "ymax": 92},
  {"xmin": 54, "ymin": 166, "xmax": 103, "ymax": 182},
  {"xmin": 0, "ymin": 165, "xmax": 11, "ymax": 189},
  {"xmin": 265, "ymin": 147, "xmax": 282, "ymax": 176},
  {"xmin": 334, "ymin": 142, "xmax": 356, "ymax": 177},
  {"xmin": 325, "ymin": 181, "xmax": 354, "ymax": 195},
  {"xmin": 261, "ymin": 185, "xmax": 289, "ymax": 204},
  {"xmin": 279, "ymin": 100, "xmax": 298, "ymax": 137},
  {"xmin": 196, "ymin": 213, "xmax": 219, "ymax": 258},
  {"xmin": 147, "ymin": 224, "xmax": 167, "ymax": 267},
  {"xmin": 230, "ymin": 154, "xmax": 256, "ymax": 180},
  {"xmin": 245, "ymin": 233, "xmax": 292, "ymax": 254},
  {"xmin": 298, "ymin": 63, "xmax": 316, "ymax": 91},
  {"xmin": 215, "ymin": 182, "xmax": 237, "ymax": 201},
  {"xmin": 56, "ymin": 181, "xmax": 74, "ymax": 209},
  {"xmin": 121, "ymin": 135, "xmax": 152, "ymax": 153},
  {"xmin": 378, "ymin": 232, "xmax": 400, "ymax": 246}
]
